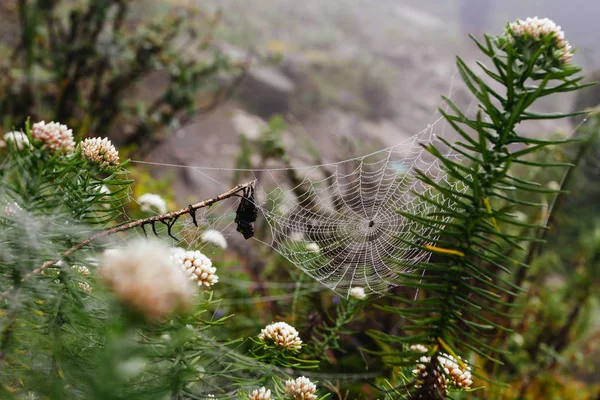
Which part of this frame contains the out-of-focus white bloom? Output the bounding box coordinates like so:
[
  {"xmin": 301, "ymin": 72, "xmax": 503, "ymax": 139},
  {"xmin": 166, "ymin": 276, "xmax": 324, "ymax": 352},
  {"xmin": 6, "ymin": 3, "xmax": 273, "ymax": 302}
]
[
  {"xmin": 546, "ymin": 181, "xmax": 561, "ymax": 191},
  {"xmin": 411, "ymin": 349, "xmax": 473, "ymax": 392},
  {"xmin": 97, "ymin": 185, "xmax": 112, "ymax": 208},
  {"xmin": 137, "ymin": 193, "xmax": 168, "ymax": 214},
  {"xmin": 160, "ymin": 333, "xmax": 171, "ymax": 341},
  {"xmin": 248, "ymin": 387, "xmax": 271, "ymax": 400},
  {"xmin": 513, "ymin": 211, "xmax": 528, "ymax": 223},
  {"xmin": 285, "ymin": 376, "xmax": 317, "ymax": 400},
  {"xmin": 171, "ymin": 249, "xmax": 218, "ymax": 288},
  {"xmin": 78, "ymin": 281, "xmax": 92, "ymax": 294},
  {"xmin": 510, "ymin": 333, "xmax": 525, "ymax": 347},
  {"xmin": 31, "ymin": 121, "xmax": 75, "ymax": 153},
  {"xmin": 305, "ymin": 242, "xmax": 320, "ymax": 253},
  {"xmin": 409, "ymin": 344, "xmax": 429, "ymax": 353},
  {"xmin": 72, "ymin": 265, "xmax": 90, "ymax": 276},
  {"xmin": 80, "ymin": 137, "xmax": 120, "ymax": 168},
  {"xmin": 507, "ymin": 17, "xmax": 573, "ymax": 64},
  {"xmin": 259, "ymin": 321, "xmax": 302, "ymax": 351},
  {"xmin": 3, "ymin": 131, "xmax": 30, "ymax": 150},
  {"xmin": 103, "ymin": 248, "xmax": 120, "ymax": 257},
  {"xmin": 100, "ymin": 185, "xmax": 111, "ymax": 195},
  {"xmin": 200, "ymin": 229, "xmax": 228, "ymax": 249},
  {"xmin": 100, "ymin": 239, "xmax": 196, "ymax": 320},
  {"xmin": 118, "ymin": 357, "xmax": 147, "ymax": 379},
  {"xmin": 349, "ymin": 286, "xmax": 366, "ymax": 300},
  {"xmin": 3, "ymin": 202, "xmax": 22, "ymax": 217}
]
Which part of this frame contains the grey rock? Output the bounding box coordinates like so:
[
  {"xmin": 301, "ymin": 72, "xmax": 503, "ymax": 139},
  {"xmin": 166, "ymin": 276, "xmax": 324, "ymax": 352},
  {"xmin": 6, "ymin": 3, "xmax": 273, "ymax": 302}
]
[{"xmin": 240, "ymin": 66, "xmax": 296, "ymax": 118}]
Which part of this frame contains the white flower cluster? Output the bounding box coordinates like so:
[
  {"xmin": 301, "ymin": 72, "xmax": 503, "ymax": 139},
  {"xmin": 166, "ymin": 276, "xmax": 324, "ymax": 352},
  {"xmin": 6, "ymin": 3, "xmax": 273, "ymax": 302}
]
[
  {"xmin": 80, "ymin": 137, "xmax": 120, "ymax": 168},
  {"xmin": 200, "ymin": 229, "xmax": 228, "ymax": 249},
  {"xmin": 72, "ymin": 265, "xmax": 90, "ymax": 276},
  {"xmin": 437, "ymin": 353, "xmax": 473, "ymax": 389},
  {"xmin": 248, "ymin": 386, "xmax": 271, "ymax": 400},
  {"xmin": 137, "ymin": 193, "xmax": 168, "ymax": 214},
  {"xmin": 3, "ymin": 131, "xmax": 30, "ymax": 150},
  {"xmin": 349, "ymin": 286, "xmax": 366, "ymax": 300},
  {"xmin": 285, "ymin": 376, "xmax": 317, "ymax": 400},
  {"xmin": 412, "ymin": 348, "xmax": 473, "ymax": 392},
  {"xmin": 259, "ymin": 321, "xmax": 302, "ymax": 350},
  {"xmin": 100, "ymin": 240, "xmax": 196, "ymax": 320},
  {"xmin": 4, "ymin": 122, "xmax": 124, "ymax": 172},
  {"xmin": 171, "ymin": 249, "xmax": 218, "ymax": 288},
  {"xmin": 31, "ymin": 121, "xmax": 75, "ymax": 153},
  {"xmin": 507, "ymin": 17, "xmax": 573, "ymax": 64},
  {"xmin": 78, "ymin": 281, "xmax": 92, "ymax": 294}
]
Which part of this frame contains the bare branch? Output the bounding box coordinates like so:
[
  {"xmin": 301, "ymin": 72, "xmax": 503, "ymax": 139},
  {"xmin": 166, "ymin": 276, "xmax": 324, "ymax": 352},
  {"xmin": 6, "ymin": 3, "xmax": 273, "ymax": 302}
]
[{"xmin": 1, "ymin": 180, "xmax": 256, "ymax": 300}]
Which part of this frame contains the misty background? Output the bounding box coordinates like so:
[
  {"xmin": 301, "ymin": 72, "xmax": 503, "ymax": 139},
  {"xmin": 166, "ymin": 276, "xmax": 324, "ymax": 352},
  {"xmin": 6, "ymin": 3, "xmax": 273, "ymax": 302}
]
[{"xmin": 145, "ymin": 0, "xmax": 600, "ymax": 201}]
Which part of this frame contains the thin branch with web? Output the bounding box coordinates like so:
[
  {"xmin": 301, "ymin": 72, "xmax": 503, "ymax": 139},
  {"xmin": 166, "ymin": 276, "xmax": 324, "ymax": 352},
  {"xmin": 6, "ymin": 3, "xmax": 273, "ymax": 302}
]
[
  {"xmin": 131, "ymin": 118, "xmax": 469, "ymax": 298},
  {"xmin": 0, "ymin": 180, "xmax": 255, "ymax": 300}
]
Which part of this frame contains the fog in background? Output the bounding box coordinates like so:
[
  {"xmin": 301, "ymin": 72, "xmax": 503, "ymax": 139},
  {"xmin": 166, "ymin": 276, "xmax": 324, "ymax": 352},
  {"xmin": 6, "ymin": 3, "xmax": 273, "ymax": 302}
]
[
  {"xmin": 198, "ymin": 0, "xmax": 600, "ymax": 68},
  {"xmin": 148, "ymin": 0, "xmax": 600, "ymax": 199}
]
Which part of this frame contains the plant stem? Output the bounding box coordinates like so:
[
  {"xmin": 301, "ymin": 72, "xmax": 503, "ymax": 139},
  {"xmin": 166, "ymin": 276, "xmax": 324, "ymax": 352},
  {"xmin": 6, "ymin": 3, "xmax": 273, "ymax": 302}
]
[
  {"xmin": 312, "ymin": 300, "xmax": 360, "ymax": 360},
  {"xmin": 0, "ymin": 180, "xmax": 255, "ymax": 300}
]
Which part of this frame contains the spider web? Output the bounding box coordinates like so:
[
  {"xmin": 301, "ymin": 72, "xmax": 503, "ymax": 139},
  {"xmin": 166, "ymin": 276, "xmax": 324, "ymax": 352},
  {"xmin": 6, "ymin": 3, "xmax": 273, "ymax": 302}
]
[
  {"xmin": 263, "ymin": 132, "xmax": 466, "ymax": 295},
  {"xmin": 130, "ymin": 111, "xmax": 469, "ymax": 297}
]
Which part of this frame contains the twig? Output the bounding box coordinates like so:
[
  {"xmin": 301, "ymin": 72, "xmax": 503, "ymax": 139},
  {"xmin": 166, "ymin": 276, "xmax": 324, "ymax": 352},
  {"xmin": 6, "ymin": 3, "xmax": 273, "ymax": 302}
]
[{"xmin": 0, "ymin": 180, "xmax": 255, "ymax": 300}]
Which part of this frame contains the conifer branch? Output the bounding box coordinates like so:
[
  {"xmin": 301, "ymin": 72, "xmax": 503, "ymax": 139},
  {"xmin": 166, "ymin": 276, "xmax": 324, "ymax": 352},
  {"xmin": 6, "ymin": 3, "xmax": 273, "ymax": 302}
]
[{"xmin": 370, "ymin": 18, "xmax": 587, "ymax": 398}]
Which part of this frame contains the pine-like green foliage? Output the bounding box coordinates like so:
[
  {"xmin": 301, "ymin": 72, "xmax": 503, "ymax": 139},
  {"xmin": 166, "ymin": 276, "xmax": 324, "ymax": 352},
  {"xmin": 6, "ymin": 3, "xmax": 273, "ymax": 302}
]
[
  {"xmin": 2, "ymin": 15, "xmax": 597, "ymax": 400},
  {"xmin": 308, "ymin": 294, "xmax": 366, "ymax": 364},
  {"xmin": 0, "ymin": 123, "xmax": 329, "ymax": 399},
  {"xmin": 369, "ymin": 24, "xmax": 590, "ymax": 399}
]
